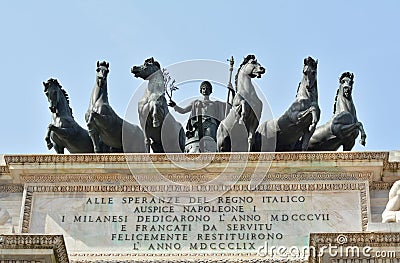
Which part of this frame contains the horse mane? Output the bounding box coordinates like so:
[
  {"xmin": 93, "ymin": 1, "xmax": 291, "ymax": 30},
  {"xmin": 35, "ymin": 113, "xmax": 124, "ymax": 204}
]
[
  {"xmin": 333, "ymin": 72, "xmax": 354, "ymax": 113},
  {"xmin": 296, "ymin": 82, "xmax": 301, "ymax": 96},
  {"xmin": 144, "ymin": 57, "xmax": 161, "ymax": 69},
  {"xmin": 234, "ymin": 54, "xmax": 256, "ymax": 90},
  {"xmin": 333, "ymin": 88, "xmax": 340, "ymax": 114},
  {"xmin": 339, "ymin": 72, "xmax": 354, "ymax": 83},
  {"xmin": 304, "ymin": 56, "xmax": 318, "ymax": 69},
  {"xmin": 97, "ymin": 61, "xmax": 109, "ymax": 69},
  {"xmin": 46, "ymin": 78, "xmax": 74, "ymax": 116}
]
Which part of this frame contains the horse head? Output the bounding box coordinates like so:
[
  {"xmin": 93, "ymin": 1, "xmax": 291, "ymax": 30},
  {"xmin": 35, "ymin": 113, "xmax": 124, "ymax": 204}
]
[
  {"xmin": 333, "ymin": 72, "xmax": 355, "ymax": 114},
  {"xmin": 96, "ymin": 61, "xmax": 110, "ymax": 88},
  {"xmin": 43, "ymin": 78, "xmax": 72, "ymax": 116},
  {"xmin": 339, "ymin": 72, "xmax": 354, "ymax": 100},
  {"xmin": 131, "ymin": 57, "xmax": 161, "ymax": 80},
  {"xmin": 236, "ymin": 55, "xmax": 266, "ymax": 82},
  {"xmin": 302, "ymin": 56, "xmax": 318, "ymax": 91}
]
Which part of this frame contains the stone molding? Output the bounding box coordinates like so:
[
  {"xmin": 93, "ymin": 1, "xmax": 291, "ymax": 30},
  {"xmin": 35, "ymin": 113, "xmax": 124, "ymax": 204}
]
[
  {"xmin": 18, "ymin": 171, "xmax": 372, "ymax": 184},
  {"xmin": 383, "ymin": 160, "xmax": 400, "ymax": 170},
  {"xmin": 309, "ymin": 232, "xmax": 400, "ymax": 262},
  {"xmin": 0, "ymin": 183, "xmax": 24, "ymax": 192},
  {"xmin": 370, "ymin": 181, "xmax": 393, "ymax": 190},
  {"xmin": 0, "ymin": 165, "xmax": 9, "ymax": 174},
  {"xmin": 0, "ymin": 234, "xmax": 69, "ymax": 262},
  {"xmin": 2, "ymin": 152, "xmax": 389, "ymax": 164}
]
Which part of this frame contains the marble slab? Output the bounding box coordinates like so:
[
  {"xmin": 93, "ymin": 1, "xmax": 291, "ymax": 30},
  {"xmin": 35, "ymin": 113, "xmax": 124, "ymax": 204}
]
[{"xmin": 21, "ymin": 180, "xmax": 369, "ymax": 261}]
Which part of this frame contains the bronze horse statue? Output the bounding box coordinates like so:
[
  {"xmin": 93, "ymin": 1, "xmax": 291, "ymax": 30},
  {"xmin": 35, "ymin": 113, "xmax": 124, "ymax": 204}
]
[
  {"xmin": 44, "ymin": 78, "xmax": 94, "ymax": 153},
  {"xmin": 254, "ymin": 56, "xmax": 320, "ymax": 151},
  {"xmin": 131, "ymin": 57, "xmax": 185, "ymax": 153},
  {"xmin": 85, "ymin": 61, "xmax": 145, "ymax": 153},
  {"xmin": 217, "ymin": 55, "xmax": 266, "ymax": 152},
  {"xmin": 308, "ymin": 72, "xmax": 366, "ymax": 151}
]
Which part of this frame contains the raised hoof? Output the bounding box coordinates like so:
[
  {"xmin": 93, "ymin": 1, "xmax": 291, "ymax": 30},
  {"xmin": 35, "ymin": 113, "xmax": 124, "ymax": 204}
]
[{"xmin": 47, "ymin": 142, "xmax": 54, "ymax": 150}]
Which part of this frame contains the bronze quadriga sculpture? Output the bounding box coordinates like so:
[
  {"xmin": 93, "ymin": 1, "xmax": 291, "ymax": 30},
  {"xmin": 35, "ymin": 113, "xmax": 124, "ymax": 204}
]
[
  {"xmin": 217, "ymin": 55, "xmax": 266, "ymax": 152},
  {"xmin": 85, "ymin": 61, "xmax": 145, "ymax": 153},
  {"xmin": 44, "ymin": 78, "xmax": 94, "ymax": 153},
  {"xmin": 43, "ymin": 56, "xmax": 366, "ymax": 154},
  {"xmin": 308, "ymin": 72, "xmax": 366, "ymax": 151},
  {"xmin": 131, "ymin": 57, "xmax": 185, "ymax": 153},
  {"xmin": 254, "ymin": 56, "xmax": 320, "ymax": 152}
]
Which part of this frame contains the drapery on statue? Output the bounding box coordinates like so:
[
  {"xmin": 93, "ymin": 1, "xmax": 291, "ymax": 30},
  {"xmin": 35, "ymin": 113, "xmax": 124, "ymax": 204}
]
[
  {"xmin": 254, "ymin": 56, "xmax": 320, "ymax": 152},
  {"xmin": 382, "ymin": 180, "xmax": 400, "ymax": 223},
  {"xmin": 85, "ymin": 61, "xmax": 145, "ymax": 153},
  {"xmin": 308, "ymin": 72, "xmax": 366, "ymax": 151},
  {"xmin": 217, "ymin": 55, "xmax": 266, "ymax": 152},
  {"xmin": 131, "ymin": 57, "xmax": 185, "ymax": 153},
  {"xmin": 44, "ymin": 78, "xmax": 94, "ymax": 153},
  {"xmin": 169, "ymin": 81, "xmax": 226, "ymax": 153}
]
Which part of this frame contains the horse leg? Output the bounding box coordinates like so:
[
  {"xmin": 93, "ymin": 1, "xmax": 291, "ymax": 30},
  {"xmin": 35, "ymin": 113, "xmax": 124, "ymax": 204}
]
[
  {"xmin": 239, "ymin": 100, "xmax": 247, "ymax": 125},
  {"xmin": 45, "ymin": 124, "xmax": 54, "ymax": 150},
  {"xmin": 151, "ymin": 141, "xmax": 164, "ymax": 153},
  {"xmin": 217, "ymin": 125, "xmax": 231, "ymax": 152},
  {"xmin": 247, "ymin": 133, "xmax": 254, "ymax": 152},
  {"xmin": 342, "ymin": 139, "xmax": 356, "ymax": 151},
  {"xmin": 91, "ymin": 111, "xmax": 120, "ymax": 130},
  {"xmin": 358, "ymin": 122, "xmax": 366, "ymax": 146},
  {"xmin": 50, "ymin": 126, "xmax": 74, "ymax": 139},
  {"xmin": 147, "ymin": 101, "xmax": 161, "ymax": 128},
  {"xmin": 300, "ymin": 130, "xmax": 312, "ymax": 151},
  {"xmin": 143, "ymin": 126, "xmax": 151, "ymax": 153},
  {"xmin": 53, "ymin": 143, "xmax": 64, "ymax": 154},
  {"xmin": 178, "ymin": 127, "xmax": 185, "ymax": 152},
  {"xmin": 299, "ymin": 106, "xmax": 319, "ymax": 150},
  {"xmin": 247, "ymin": 117, "xmax": 258, "ymax": 152},
  {"xmin": 87, "ymin": 114, "xmax": 102, "ymax": 153},
  {"xmin": 335, "ymin": 123, "xmax": 359, "ymax": 140},
  {"xmin": 309, "ymin": 105, "xmax": 320, "ymax": 133},
  {"xmin": 220, "ymin": 136, "xmax": 231, "ymax": 152}
]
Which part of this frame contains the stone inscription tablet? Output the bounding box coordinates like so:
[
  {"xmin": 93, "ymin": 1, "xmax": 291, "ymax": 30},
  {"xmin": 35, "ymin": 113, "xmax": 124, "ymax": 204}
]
[{"xmin": 22, "ymin": 181, "xmax": 368, "ymax": 260}]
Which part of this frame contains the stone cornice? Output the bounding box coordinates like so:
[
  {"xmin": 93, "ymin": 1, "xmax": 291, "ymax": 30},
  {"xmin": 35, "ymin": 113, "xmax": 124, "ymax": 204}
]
[
  {"xmin": 2, "ymin": 151, "xmax": 390, "ymax": 164},
  {"xmin": 1, "ymin": 152, "xmax": 397, "ymax": 185},
  {"xmin": 0, "ymin": 234, "xmax": 69, "ymax": 262},
  {"xmin": 17, "ymin": 171, "xmax": 371, "ymax": 184},
  {"xmin": 309, "ymin": 232, "xmax": 400, "ymax": 262},
  {"xmin": 0, "ymin": 165, "xmax": 9, "ymax": 174},
  {"xmin": 370, "ymin": 181, "xmax": 393, "ymax": 190},
  {"xmin": 383, "ymin": 160, "xmax": 400, "ymax": 170},
  {"xmin": 0, "ymin": 183, "xmax": 24, "ymax": 192}
]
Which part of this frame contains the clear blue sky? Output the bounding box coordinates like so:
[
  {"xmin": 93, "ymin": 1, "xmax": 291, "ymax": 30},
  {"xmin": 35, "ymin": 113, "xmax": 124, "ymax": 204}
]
[{"xmin": 0, "ymin": 1, "xmax": 399, "ymax": 154}]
